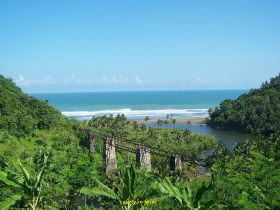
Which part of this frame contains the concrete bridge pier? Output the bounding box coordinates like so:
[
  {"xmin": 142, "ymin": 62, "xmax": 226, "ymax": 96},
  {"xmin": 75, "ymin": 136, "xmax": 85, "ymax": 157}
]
[
  {"xmin": 103, "ymin": 137, "xmax": 117, "ymax": 173},
  {"xmin": 136, "ymin": 146, "xmax": 151, "ymax": 172},
  {"xmin": 170, "ymin": 154, "xmax": 182, "ymax": 171}
]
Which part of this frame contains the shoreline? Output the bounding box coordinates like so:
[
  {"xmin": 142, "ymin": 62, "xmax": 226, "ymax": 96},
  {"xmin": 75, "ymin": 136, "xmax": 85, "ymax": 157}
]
[{"xmin": 128, "ymin": 117, "xmax": 206, "ymax": 124}]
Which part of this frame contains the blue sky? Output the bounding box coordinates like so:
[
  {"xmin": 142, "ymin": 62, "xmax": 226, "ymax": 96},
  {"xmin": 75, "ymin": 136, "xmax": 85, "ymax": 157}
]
[{"xmin": 0, "ymin": 0, "xmax": 279, "ymax": 93}]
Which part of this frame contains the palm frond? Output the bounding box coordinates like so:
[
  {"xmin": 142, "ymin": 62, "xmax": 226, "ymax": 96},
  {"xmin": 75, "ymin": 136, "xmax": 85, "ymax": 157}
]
[
  {"xmin": 18, "ymin": 161, "xmax": 30, "ymax": 183},
  {"xmin": 80, "ymin": 187, "xmax": 118, "ymax": 200},
  {"xmin": 158, "ymin": 177, "xmax": 183, "ymax": 204},
  {"xmin": 0, "ymin": 171, "xmax": 22, "ymax": 188},
  {"xmin": 0, "ymin": 195, "xmax": 21, "ymax": 210},
  {"xmin": 80, "ymin": 177, "xmax": 119, "ymax": 201},
  {"xmin": 123, "ymin": 165, "xmax": 135, "ymax": 200},
  {"xmin": 34, "ymin": 165, "xmax": 46, "ymax": 189}
]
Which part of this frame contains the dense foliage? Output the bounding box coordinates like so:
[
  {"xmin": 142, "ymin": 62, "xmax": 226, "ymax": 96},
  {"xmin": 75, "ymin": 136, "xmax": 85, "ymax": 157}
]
[
  {"xmin": 0, "ymin": 75, "xmax": 67, "ymax": 136},
  {"xmin": 202, "ymin": 133, "xmax": 280, "ymax": 209},
  {"xmin": 88, "ymin": 115, "xmax": 216, "ymax": 156},
  {"xmin": 1, "ymin": 75, "xmax": 280, "ymax": 209},
  {"xmin": 0, "ymin": 75, "xmax": 215, "ymax": 209},
  {"xmin": 207, "ymin": 74, "xmax": 280, "ymax": 135}
]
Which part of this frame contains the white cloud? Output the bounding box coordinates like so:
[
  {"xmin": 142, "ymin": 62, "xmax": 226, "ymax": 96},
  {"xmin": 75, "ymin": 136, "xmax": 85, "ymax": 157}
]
[
  {"xmin": 16, "ymin": 75, "xmax": 150, "ymax": 86},
  {"xmin": 111, "ymin": 76, "xmax": 129, "ymax": 84},
  {"xmin": 81, "ymin": 76, "xmax": 147, "ymax": 85},
  {"xmin": 94, "ymin": 76, "xmax": 129, "ymax": 84},
  {"xmin": 17, "ymin": 75, "xmax": 54, "ymax": 86},
  {"xmin": 133, "ymin": 76, "xmax": 143, "ymax": 84}
]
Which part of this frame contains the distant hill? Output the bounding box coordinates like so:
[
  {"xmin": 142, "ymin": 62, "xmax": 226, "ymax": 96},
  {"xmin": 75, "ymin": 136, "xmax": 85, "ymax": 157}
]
[
  {"xmin": 0, "ymin": 75, "xmax": 67, "ymax": 136},
  {"xmin": 207, "ymin": 74, "xmax": 280, "ymax": 135}
]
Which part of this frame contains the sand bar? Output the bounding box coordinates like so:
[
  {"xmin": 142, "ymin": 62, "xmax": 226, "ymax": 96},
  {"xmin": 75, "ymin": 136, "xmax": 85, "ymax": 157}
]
[{"xmin": 129, "ymin": 117, "xmax": 206, "ymax": 124}]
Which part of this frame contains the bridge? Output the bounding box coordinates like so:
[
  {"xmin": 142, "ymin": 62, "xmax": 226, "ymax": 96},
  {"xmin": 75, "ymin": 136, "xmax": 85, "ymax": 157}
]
[{"xmin": 86, "ymin": 130, "xmax": 210, "ymax": 174}]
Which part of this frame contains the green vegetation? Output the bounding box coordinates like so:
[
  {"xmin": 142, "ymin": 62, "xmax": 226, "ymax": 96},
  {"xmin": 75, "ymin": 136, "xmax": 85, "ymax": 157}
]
[
  {"xmin": 1, "ymin": 74, "xmax": 280, "ymax": 209},
  {"xmin": 89, "ymin": 115, "xmax": 215, "ymax": 156},
  {"xmin": 80, "ymin": 165, "xmax": 159, "ymax": 210},
  {"xmin": 158, "ymin": 177, "xmax": 213, "ymax": 210},
  {"xmin": 202, "ymin": 134, "xmax": 280, "ymax": 209},
  {"xmin": 0, "ymin": 149, "xmax": 50, "ymax": 210},
  {"xmin": 207, "ymin": 74, "xmax": 280, "ymax": 135},
  {"xmin": 0, "ymin": 75, "xmax": 67, "ymax": 136},
  {"xmin": 203, "ymin": 74, "xmax": 280, "ymax": 209}
]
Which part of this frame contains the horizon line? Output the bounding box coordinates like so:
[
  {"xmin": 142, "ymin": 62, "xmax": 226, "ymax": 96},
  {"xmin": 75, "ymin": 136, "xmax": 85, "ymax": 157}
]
[{"xmin": 28, "ymin": 88, "xmax": 250, "ymax": 95}]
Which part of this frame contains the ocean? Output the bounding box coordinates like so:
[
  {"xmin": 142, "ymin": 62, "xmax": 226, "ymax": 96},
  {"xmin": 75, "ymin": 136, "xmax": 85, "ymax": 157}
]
[
  {"xmin": 32, "ymin": 90, "xmax": 251, "ymax": 149},
  {"xmin": 31, "ymin": 90, "xmax": 247, "ymax": 121}
]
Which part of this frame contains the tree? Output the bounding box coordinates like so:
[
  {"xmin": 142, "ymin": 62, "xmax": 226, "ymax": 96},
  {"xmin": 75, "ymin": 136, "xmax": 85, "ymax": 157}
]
[
  {"xmin": 140, "ymin": 123, "xmax": 146, "ymax": 135},
  {"xmin": 144, "ymin": 116, "xmax": 150, "ymax": 125},
  {"xmin": 172, "ymin": 119, "xmax": 176, "ymax": 129},
  {"xmin": 175, "ymin": 131, "xmax": 182, "ymax": 143},
  {"xmin": 157, "ymin": 119, "xmax": 163, "ymax": 128},
  {"xmin": 207, "ymin": 74, "xmax": 280, "ymax": 135},
  {"xmin": 183, "ymin": 129, "xmax": 191, "ymax": 138},
  {"xmin": 132, "ymin": 121, "xmax": 139, "ymax": 139}
]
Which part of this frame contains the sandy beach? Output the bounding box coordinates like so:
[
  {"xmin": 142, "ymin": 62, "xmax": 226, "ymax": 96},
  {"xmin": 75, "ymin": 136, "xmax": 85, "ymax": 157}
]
[{"xmin": 129, "ymin": 117, "xmax": 206, "ymax": 124}]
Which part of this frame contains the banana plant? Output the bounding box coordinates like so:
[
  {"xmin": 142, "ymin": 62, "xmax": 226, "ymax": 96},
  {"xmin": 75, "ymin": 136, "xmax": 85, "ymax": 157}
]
[
  {"xmin": 80, "ymin": 165, "xmax": 157, "ymax": 210},
  {"xmin": 0, "ymin": 171, "xmax": 22, "ymax": 210},
  {"xmin": 0, "ymin": 149, "xmax": 50, "ymax": 210},
  {"xmin": 158, "ymin": 177, "xmax": 213, "ymax": 210},
  {"xmin": 0, "ymin": 194, "xmax": 22, "ymax": 210}
]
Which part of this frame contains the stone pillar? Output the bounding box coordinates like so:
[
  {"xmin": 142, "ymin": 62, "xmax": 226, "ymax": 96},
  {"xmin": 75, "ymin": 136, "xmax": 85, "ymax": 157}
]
[
  {"xmin": 136, "ymin": 146, "xmax": 151, "ymax": 172},
  {"xmin": 170, "ymin": 154, "xmax": 182, "ymax": 171},
  {"xmin": 103, "ymin": 137, "xmax": 117, "ymax": 173},
  {"xmin": 88, "ymin": 132, "xmax": 96, "ymax": 153}
]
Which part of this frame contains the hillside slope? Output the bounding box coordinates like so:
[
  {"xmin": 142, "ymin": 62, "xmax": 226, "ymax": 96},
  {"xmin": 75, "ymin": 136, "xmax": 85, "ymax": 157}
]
[
  {"xmin": 207, "ymin": 74, "xmax": 280, "ymax": 135},
  {"xmin": 0, "ymin": 75, "xmax": 67, "ymax": 136}
]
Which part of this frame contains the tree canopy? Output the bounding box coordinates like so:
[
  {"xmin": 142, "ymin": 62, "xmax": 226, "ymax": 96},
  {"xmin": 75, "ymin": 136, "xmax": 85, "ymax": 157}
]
[
  {"xmin": 0, "ymin": 75, "xmax": 68, "ymax": 136},
  {"xmin": 207, "ymin": 74, "xmax": 280, "ymax": 135}
]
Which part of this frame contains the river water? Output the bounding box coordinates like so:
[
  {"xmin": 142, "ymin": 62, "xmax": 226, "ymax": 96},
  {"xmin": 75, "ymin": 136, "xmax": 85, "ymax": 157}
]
[{"xmin": 147, "ymin": 123, "xmax": 252, "ymax": 150}]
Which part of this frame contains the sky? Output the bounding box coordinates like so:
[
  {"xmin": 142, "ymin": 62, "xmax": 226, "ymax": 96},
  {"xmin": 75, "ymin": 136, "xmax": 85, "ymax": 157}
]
[{"xmin": 0, "ymin": 0, "xmax": 280, "ymax": 93}]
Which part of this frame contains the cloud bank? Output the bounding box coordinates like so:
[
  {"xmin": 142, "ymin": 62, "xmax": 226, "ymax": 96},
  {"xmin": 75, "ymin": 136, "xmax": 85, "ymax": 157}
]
[{"xmin": 16, "ymin": 75, "xmax": 150, "ymax": 86}]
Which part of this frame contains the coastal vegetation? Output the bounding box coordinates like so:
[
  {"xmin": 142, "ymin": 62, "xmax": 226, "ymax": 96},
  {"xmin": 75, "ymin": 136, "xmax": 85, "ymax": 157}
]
[
  {"xmin": 1, "ymin": 74, "xmax": 280, "ymax": 209},
  {"xmin": 88, "ymin": 115, "xmax": 215, "ymax": 156},
  {"xmin": 207, "ymin": 74, "xmax": 280, "ymax": 135},
  {"xmin": 0, "ymin": 75, "xmax": 68, "ymax": 136}
]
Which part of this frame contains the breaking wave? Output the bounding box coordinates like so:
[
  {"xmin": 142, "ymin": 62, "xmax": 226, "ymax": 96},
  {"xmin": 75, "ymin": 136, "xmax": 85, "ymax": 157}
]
[{"xmin": 62, "ymin": 108, "xmax": 209, "ymax": 120}]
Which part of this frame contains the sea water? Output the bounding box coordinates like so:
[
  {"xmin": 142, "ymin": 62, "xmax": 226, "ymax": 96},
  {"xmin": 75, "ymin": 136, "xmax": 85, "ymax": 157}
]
[
  {"xmin": 31, "ymin": 90, "xmax": 246, "ymax": 121},
  {"xmin": 32, "ymin": 90, "xmax": 250, "ymax": 149}
]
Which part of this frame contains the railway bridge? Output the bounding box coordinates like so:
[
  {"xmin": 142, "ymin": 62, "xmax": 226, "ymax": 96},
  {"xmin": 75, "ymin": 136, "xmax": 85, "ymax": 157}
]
[{"xmin": 86, "ymin": 130, "xmax": 209, "ymax": 174}]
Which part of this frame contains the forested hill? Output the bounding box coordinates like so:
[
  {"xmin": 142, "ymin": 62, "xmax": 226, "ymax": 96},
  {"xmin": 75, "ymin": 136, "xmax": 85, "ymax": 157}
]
[
  {"xmin": 207, "ymin": 74, "xmax": 280, "ymax": 135},
  {"xmin": 0, "ymin": 75, "xmax": 67, "ymax": 136}
]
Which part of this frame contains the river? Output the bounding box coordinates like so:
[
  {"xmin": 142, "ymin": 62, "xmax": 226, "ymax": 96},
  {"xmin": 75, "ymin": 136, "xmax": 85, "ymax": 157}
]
[{"xmin": 147, "ymin": 123, "xmax": 252, "ymax": 150}]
